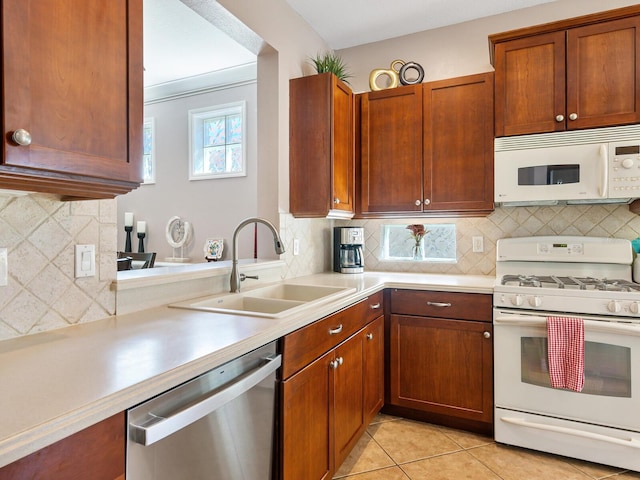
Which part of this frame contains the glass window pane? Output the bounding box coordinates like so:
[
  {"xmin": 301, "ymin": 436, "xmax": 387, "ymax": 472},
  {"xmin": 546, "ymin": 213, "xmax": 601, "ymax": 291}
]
[
  {"xmin": 227, "ymin": 144, "xmax": 243, "ymax": 172},
  {"xmin": 226, "ymin": 114, "xmax": 242, "ymax": 144},
  {"xmin": 380, "ymin": 224, "xmax": 456, "ymax": 262},
  {"xmin": 204, "ymin": 146, "xmax": 226, "ymax": 173},
  {"xmin": 204, "ymin": 117, "xmax": 225, "ymax": 146},
  {"xmin": 143, "ymin": 124, "xmax": 153, "ymax": 155}
]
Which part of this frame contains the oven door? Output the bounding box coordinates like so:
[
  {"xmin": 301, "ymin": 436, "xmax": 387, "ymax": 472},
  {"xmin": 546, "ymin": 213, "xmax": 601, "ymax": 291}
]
[{"xmin": 493, "ymin": 308, "xmax": 640, "ymax": 432}]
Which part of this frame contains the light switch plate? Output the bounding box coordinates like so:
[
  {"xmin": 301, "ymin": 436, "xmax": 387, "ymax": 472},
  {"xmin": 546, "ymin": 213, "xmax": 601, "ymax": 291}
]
[
  {"xmin": 75, "ymin": 244, "xmax": 95, "ymax": 278},
  {"xmin": 472, "ymin": 236, "xmax": 484, "ymax": 253},
  {"xmin": 0, "ymin": 248, "xmax": 7, "ymax": 286}
]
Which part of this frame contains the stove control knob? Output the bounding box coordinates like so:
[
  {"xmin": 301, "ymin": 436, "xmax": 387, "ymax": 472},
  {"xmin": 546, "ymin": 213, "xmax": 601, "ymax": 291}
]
[
  {"xmin": 529, "ymin": 296, "xmax": 542, "ymax": 307},
  {"xmin": 511, "ymin": 295, "xmax": 524, "ymax": 306},
  {"xmin": 630, "ymin": 301, "xmax": 640, "ymax": 314},
  {"xmin": 608, "ymin": 300, "xmax": 622, "ymax": 313}
]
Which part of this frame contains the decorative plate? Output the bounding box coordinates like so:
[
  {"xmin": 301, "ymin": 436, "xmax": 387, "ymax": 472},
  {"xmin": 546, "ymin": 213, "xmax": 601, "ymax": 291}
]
[{"xmin": 204, "ymin": 238, "xmax": 224, "ymax": 261}]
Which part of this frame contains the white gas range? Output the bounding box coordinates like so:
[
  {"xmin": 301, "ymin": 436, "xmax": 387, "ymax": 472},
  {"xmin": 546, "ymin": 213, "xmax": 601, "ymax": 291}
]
[{"xmin": 493, "ymin": 236, "xmax": 640, "ymax": 472}]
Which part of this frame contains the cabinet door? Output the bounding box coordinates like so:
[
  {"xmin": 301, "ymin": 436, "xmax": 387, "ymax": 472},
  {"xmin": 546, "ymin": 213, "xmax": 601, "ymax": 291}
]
[
  {"xmin": 494, "ymin": 31, "xmax": 566, "ymax": 136},
  {"xmin": 363, "ymin": 315, "xmax": 384, "ymax": 423},
  {"xmin": 359, "ymin": 85, "xmax": 423, "ymax": 214},
  {"xmin": 1, "ymin": 0, "xmax": 143, "ymax": 198},
  {"xmin": 389, "ymin": 314, "xmax": 493, "ymax": 424},
  {"xmin": 423, "ymin": 73, "xmax": 494, "ymax": 213},
  {"xmin": 282, "ymin": 349, "xmax": 333, "ymax": 480},
  {"xmin": 0, "ymin": 413, "xmax": 125, "ymax": 480},
  {"xmin": 333, "ymin": 331, "xmax": 365, "ymax": 469},
  {"xmin": 566, "ymin": 16, "xmax": 640, "ymax": 130},
  {"xmin": 289, "ymin": 73, "xmax": 354, "ymax": 217}
]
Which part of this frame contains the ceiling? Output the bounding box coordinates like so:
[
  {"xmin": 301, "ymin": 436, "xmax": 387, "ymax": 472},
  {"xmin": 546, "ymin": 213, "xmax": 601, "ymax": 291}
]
[{"xmin": 144, "ymin": 0, "xmax": 557, "ymax": 87}]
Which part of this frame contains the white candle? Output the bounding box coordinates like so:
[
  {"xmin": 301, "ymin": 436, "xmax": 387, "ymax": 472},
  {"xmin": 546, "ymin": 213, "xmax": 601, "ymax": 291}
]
[
  {"xmin": 124, "ymin": 212, "xmax": 134, "ymax": 227},
  {"xmin": 137, "ymin": 221, "xmax": 146, "ymax": 234}
]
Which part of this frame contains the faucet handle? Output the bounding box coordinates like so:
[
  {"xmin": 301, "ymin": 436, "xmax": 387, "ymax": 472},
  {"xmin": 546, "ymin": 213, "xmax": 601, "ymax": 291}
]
[{"xmin": 240, "ymin": 274, "xmax": 259, "ymax": 282}]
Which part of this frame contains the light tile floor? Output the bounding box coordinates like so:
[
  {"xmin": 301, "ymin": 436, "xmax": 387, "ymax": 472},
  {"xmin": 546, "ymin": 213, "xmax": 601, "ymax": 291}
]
[{"xmin": 333, "ymin": 414, "xmax": 640, "ymax": 480}]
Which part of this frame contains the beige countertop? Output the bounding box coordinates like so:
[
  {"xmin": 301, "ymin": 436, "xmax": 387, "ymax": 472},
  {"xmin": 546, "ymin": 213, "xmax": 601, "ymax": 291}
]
[{"xmin": 0, "ymin": 271, "xmax": 494, "ymax": 467}]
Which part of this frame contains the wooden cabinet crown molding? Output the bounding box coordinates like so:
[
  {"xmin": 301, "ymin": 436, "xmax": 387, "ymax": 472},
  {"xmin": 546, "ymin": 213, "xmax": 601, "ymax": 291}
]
[{"xmin": 488, "ymin": 4, "xmax": 640, "ymax": 64}]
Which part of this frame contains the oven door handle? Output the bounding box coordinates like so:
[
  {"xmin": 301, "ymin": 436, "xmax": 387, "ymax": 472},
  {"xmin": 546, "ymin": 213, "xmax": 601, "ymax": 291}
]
[
  {"xmin": 500, "ymin": 417, "xmax": 640, "ymax": 449},
  {"xmin": 494, "ymin": 314, "xmax": 640, "ymax": 336},
  {"xmin": 129, "ymin": 354, "xmax": 282, "ymax": 446}
]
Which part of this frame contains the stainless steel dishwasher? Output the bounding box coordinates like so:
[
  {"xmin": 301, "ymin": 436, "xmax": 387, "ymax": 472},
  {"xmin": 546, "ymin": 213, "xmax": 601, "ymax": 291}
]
[{"xmin": 127, "ymin": 341, "xmax": 281, "ymax": 480}]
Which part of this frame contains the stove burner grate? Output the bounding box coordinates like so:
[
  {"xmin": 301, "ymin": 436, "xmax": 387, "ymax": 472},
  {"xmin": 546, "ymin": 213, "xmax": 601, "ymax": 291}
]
[{"xmin": 500, "ymin": 275, "xmax": 640, "ymax": 292}]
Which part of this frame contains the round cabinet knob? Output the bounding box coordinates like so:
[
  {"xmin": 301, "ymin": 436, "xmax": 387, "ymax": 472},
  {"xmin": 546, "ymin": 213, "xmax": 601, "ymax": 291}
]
[
  {"xmin": 622, "ymin": 158, "xmax": 635, "ymax": 169},
  {"xmin": 11, "ymin": 129, "xmax": 32, "ymax": 146},
  {"xmin": 483, "ymin": 331, "xmax": 491, "ymax": 339},
  {"xmin": 569, "ymin": 113, "xmax": 578, "ymax": 121},
  {"xmin": 334, "ymin": 198, "xmax": 341, "ymax": 205},
  {"xmin": 555, "ymin": 114, "xmax": 565, "ymax": 122},
  {"xmin": 336, "ymin": 356, "xmax": 344, "ymax": 366},
  {"xmin": 415, "ymin": 200, "xmax": 422, "ymax": 206},
  {"xmin": 511, "ymin": 294, "xmax": 524, "ymax": 306},
  {"xmin": 423, "ymin": 199, "xmax": 431, "ymax": 206},
  {"xmin": 630, "ymin": 302, "xmax": 640, "ymax": 314},
  {"xmin": 608, "ymin": 300, "xmax": 622, "ymax": 313},
  {"xmin": 366, "ymin": 333, "xmax": 374, "ymax": 340},
  {"xmin": 529, "ymin": 296, "xmax": 542, "ymax": 307},
  {"xmin": 329, "ymin": 359, "xmax": 339, "ymax": 369}
]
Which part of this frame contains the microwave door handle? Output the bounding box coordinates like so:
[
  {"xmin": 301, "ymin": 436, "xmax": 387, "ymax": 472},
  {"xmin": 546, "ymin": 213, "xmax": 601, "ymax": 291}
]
[{"xmin": 599, "ymin": 144, "xmax": 608, "ymax": 197}]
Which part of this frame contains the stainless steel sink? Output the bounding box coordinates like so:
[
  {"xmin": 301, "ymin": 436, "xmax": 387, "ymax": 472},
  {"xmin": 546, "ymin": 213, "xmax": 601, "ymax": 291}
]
[{"xmin": 170, "ymin": 283, "xmax": 356, "ymax": 318}]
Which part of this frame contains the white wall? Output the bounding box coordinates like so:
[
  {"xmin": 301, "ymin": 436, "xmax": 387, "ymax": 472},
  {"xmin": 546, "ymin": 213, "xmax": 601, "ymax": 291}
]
[
  {"xmin": 117, "ymin": 83, "xmax": 262, "ymax": 262},
  {"xmin": 338, "ymin": 0, "xmax": 640, "ymax": 93}
]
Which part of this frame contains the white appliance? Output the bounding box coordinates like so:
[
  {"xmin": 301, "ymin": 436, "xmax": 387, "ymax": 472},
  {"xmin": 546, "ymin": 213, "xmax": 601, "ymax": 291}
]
[
  {"xmin": 493, "ymin": 236, "xmax": 640, "ymax": 471},
  {"xmin": 494, "ymin": 125, "xmax": 640, "ymax": 206}
]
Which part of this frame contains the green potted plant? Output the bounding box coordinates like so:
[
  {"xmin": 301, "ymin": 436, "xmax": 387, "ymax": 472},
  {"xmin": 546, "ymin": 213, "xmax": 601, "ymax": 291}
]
[{"xmin": 309, "ymin": 52, "xmax": 352, "ymax": 84}]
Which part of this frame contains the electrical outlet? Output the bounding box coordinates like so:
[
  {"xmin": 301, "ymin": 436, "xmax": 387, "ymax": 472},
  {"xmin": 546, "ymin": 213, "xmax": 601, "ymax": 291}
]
[
  {"xmin": 0, "ymin": 248, "xmax": 7, "ymax": 287},
  {"xmin": 75, "ymin": 244, "xmax": 96, "ymax": 278},
  {"xmin": 293, "ymin": 238, "xmax": 300, "ymax": 256},
  {"xmin": 472, "ymin": 236, "xmax": 484, "ymax": 253}
]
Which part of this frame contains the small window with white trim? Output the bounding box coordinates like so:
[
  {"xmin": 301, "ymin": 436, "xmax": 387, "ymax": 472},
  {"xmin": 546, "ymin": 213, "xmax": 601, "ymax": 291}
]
[
  {"xmin": 189, "ymin": 101, "xmax": 246, "ymax": 180},
  {"xmin": 142, "ymin": 117, "xmax": 156, "ymax": 184},
  {"xmin": 380, "ymin": 223, "xmax": 457, "ymax": 262}
]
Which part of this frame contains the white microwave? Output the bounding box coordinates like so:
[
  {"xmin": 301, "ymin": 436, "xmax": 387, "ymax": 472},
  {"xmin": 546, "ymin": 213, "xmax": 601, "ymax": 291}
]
[{"xmin": 494, "ymin": 125, "xmax": 640, "ymax": 206}]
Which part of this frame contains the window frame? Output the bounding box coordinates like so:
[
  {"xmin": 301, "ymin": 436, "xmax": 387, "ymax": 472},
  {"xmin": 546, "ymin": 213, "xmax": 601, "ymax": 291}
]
[
  {"xmin": 142, "ymin": 117, "xmax": 156, "ymax": 185},
  {"xmin": 188, "ymin": 101, "xmax": 247, "ymax": 180}
]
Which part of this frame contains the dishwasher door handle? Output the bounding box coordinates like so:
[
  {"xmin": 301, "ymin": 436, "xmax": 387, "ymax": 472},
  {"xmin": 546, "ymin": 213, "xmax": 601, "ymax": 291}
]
[{"xmin": 130, "ymin": 353, "xmax": 282, "ymax": 446}]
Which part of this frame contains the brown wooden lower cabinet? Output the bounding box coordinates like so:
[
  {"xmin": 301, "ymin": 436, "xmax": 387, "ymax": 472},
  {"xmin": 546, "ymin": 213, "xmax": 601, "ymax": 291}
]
[
  {"xmin": 281, "ymin": 294, "xmax": 384, "ymax": 480},
  {"xmin": 385, "ymin": 289, "xmax": 493, "ymax": 434},
  {"xmin": 0, "ymin": 412, "xmax": 125, "ymax": 480}
]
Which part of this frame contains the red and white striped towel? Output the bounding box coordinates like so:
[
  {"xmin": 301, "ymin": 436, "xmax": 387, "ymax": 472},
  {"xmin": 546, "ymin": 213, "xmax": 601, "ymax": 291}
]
[{"xmin": 547, "ymin": 316, "xmax": 585, "ymax": 392}]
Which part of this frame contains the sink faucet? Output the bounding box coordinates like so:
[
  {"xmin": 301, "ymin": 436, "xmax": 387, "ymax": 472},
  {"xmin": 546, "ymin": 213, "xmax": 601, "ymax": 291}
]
[{"xmin": 230, "ymin": 217, "xmax": 285, "ymax": 293}]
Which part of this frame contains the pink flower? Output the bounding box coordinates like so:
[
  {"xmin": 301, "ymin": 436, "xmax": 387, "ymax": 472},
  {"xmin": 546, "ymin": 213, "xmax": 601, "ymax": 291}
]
[{"xmin": 406, "ymin": 224, "xmax": 428, "ymax": 242}]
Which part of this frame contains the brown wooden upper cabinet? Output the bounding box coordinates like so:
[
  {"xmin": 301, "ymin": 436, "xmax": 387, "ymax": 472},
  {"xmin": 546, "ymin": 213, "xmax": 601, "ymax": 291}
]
[
  {"xmin": 358, "ymin": 73, "xmax": 494, "ymax": 217},
  {"xmin": 491, "ymin": 7, "xmax": 640, "ymax": 137},
  {"xmin": 0, "ymin": 0, "xmax": 143, "ymax": 199},
  {"xmin": 289, "ymin": 73, "xmax": 355, "ymax": 218}
]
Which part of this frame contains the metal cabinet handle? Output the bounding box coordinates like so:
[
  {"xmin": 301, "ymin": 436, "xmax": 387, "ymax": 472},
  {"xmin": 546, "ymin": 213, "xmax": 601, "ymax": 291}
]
[
  {"xmin": 329, "ymin": 356, "xmax": 344, "ymax": 369},
  {"xmin": 555, "ymin": 114, "xmax": 564, "ymax": 122},
  {"xmin": 11, "ymin": 129, "xmax": 31, "ymax": 146},
  {"xmin": 426, "ymin": 301, "xmax": 451, "ymax": 307},
  {"xmin": 369, "ymin": 302, "xmax": 381, "ymax": 310},
  {"xmin": 484, "ymin": 331, "xmax": 491, "ymax": 339},
  {"xmin": 129, "ymin": 354, "xmax": 281, "ymax": 446},
  {"xmin": 366, "ymin": 333, "xmax": 374, "ymax": 340},
  {"xmin": 337, "ymin": 356, "xmax": 343, "ymax": 366},
  {"xmin": 415, "ymin": 199, "xmax": 422, "ymax": 206},
  {"xmin": 328, "ymin": 324, "xmax": 343, "ymax": 335},
  {"xmin": 569, "ymin": 113, "xmax": 578, "ymax": 121},
  {"xmin": 423, "ymin": 199, "xmax": 431, "ymax": 206},
  {"xmin": 334, "ymin": 198, "xmax": 340, "ymax": 205}
]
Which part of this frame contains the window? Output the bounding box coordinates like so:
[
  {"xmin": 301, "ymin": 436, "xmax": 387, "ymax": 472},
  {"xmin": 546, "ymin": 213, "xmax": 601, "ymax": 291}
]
[
  {"xmin": 142, "ymin": 117, "xmax": 155, "ymax": 184},
  {"xmin": 189, "ymin": 101, "xmax": 246, "ymax": 180},
  {"xmin": 380, "ymin": 224, "xmax": 457, "ymax": 262}
]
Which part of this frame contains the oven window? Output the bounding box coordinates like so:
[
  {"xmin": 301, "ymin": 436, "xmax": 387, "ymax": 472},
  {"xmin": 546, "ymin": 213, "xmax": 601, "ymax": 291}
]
[
  {"xmin": 518, "ymin": 164, "xmax": 579, "ymax": 186},
  {"xmin": 521, "ymin": 337, "xmax": 631, "ymax": 397}
]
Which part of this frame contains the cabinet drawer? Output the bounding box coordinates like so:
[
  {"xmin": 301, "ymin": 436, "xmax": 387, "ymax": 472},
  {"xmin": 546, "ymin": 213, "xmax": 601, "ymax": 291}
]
[
  {"xmin": 282, "ymin": 293, "xmax": 384, "ymax": 379},
  {"xmin": 390, "ymin": 289, "xmax": 491, "ymax": 322}
]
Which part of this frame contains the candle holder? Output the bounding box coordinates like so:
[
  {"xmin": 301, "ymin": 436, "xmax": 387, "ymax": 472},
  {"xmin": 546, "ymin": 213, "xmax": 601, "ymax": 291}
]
[
  {"xmin": 124, "ymin": 226, "xmax": 133, "ymax": 252},
  {"xmin": 137, "ymin": 232, "xmax": 146, "ymax": 253}
]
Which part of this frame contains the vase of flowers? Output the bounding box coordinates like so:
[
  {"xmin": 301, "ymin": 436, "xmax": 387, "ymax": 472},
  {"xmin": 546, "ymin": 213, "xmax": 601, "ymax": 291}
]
[{"xmin": 407, "ymin": 224, "xmax": 428, "ymax": 260}]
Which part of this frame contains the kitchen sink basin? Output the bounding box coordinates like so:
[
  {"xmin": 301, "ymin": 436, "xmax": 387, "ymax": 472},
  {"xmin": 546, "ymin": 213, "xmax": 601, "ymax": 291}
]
[{"xmin": 170, "ymin": 283, "xmax": 356, "ymax": 318}]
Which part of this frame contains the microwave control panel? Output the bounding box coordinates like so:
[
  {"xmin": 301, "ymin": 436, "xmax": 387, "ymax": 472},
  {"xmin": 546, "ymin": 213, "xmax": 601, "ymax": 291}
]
[{"xmin": 610, "ymin": 142, "xmax": 640, "ymax": 197}]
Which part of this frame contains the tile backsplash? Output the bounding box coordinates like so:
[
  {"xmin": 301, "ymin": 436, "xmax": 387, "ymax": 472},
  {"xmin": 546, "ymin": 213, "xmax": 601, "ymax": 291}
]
[{"xmin": 2, "ymin": 199, "xmax": 640, "ymax": 340}]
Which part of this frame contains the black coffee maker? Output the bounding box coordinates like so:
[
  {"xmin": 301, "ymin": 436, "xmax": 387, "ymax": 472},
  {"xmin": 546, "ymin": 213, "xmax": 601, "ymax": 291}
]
[{"xmin": 333, "ymin": 227, "xmax": 364, "ymax": 273}]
